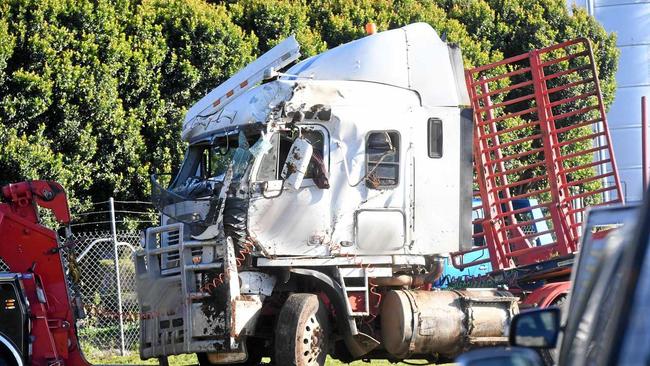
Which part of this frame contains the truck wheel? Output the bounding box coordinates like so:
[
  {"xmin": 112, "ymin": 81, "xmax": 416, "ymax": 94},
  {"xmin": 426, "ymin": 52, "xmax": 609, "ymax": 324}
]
[
  {"xmin": 0, "ymin": 342, "xmax": 20, "ymax": 366},
  {"xmin": 274, "ymin": 293, "xmax": 330, "ymax": 366}
]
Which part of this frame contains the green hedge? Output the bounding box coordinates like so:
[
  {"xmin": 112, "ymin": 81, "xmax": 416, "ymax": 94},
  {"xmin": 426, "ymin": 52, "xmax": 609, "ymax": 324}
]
[{"xmin": 0, "ymin": 0, "xmax": 617, "ymax": 210}]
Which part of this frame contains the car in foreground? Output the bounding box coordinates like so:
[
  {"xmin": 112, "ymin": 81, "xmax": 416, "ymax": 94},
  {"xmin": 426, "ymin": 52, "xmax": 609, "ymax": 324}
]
[{"xmin": 456, "ymin": 202, "xmax": 644, "ymax": 366}]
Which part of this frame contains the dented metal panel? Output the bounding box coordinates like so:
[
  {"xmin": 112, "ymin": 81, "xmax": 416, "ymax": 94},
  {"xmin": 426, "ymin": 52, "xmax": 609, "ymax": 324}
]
[
  {"xmin": 183, "ymin": 36, "xmax": 300, "ymax": 141},
  {"xmin": 285, "ymin": 23, "xmax": 462, "ymax": 108}
]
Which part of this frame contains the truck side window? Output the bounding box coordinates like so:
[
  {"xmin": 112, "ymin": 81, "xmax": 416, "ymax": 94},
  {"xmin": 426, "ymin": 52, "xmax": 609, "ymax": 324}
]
[
  {"xmin": 256, "ymin": 133, "xmax": 280, "ymax": 181},
  {"xmin": 256, "ymin": 129, "xmax": 325, "ymax": 182},
  {"xmin": 302, "ymin": 129, "xmax": 325, "ymax": 179},
  {"xmin": 366, "ymin": 131, "xmax": 400, "ymax": 188},
  {"xmin": 428, "ymin": 118, "xmax": 443, "ymax": 158}
]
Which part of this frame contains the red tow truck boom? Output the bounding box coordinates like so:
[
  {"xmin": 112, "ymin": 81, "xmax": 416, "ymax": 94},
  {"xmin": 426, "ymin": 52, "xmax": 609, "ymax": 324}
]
[{"xmin": 0, "ymin": 181, "xmax": 90, "ymax": 366}]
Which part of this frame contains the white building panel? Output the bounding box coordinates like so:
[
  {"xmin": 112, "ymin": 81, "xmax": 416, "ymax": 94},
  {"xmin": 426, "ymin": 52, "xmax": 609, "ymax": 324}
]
[{"xmin": 570, "ymin": 0, "xmax": 650, "ymax": 201}]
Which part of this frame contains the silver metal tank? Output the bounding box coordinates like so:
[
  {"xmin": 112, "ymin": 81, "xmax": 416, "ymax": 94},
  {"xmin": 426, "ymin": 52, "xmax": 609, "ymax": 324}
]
[{"xmin": 379, "ymin": 289, "xmax": 518, "ymax": 359}]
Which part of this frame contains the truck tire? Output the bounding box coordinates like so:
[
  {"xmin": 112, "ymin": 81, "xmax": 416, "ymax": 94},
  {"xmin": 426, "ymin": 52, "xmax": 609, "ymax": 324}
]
[
  {"xmin": 0, "ymin": 339, "xmax": 21, "ymax": 366},
  {"xmin": 274, "ymin": 293, "xmax": 330, "ymax": 366},
  {"xmin": 0, "ymin": 353, "xmax": 17, "ymax": 366}
]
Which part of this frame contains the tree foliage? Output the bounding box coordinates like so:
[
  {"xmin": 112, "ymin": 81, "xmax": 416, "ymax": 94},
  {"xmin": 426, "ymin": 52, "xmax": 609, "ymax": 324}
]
[
  {"xmin": 0, "ymin": 0, "xmax": 617, "ymax": 215},
  {"xmin": 0, "ymin": 0, "xmax": 256, "ymax": 212}
]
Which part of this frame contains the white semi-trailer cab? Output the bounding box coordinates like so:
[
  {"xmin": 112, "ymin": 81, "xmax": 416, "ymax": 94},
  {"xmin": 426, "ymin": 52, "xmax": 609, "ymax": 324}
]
[{"xmin": 136, "ymin": 23, "xmax": 517, "ymax": 366}]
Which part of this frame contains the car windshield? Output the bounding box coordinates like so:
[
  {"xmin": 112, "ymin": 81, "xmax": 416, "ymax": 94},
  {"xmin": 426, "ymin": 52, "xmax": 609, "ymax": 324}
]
[
  {"xmin": 558, "ymin": 205, "xmax": 639, "ymax": 365},
  {"xmin": 617, "ymin": 226, "xmax": 650, "ymax": 364}
]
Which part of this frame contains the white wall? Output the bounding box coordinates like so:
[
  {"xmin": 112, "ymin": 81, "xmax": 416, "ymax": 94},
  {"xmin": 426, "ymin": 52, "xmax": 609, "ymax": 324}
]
[{"xmin": 569, "ymin": 0, "xmax": 650, "ymax": 202}]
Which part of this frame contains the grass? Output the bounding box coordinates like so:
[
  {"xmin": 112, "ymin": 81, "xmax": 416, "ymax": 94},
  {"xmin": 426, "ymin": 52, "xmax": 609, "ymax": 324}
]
[
  {"xmin": 83, "ymin": 341, "xmax": 453, "ymax": 366},
  {"xmin": 87, "ymin": 351, "xmax": 452, "ymax": 365}
]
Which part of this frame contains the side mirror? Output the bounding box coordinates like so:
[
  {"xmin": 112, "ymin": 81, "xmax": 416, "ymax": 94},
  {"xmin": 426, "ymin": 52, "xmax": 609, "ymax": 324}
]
[
  {"xmin": 456, "ymin": 347, "xmax": 543, "ymax": 366},
  {"xmin": 281, "ymin": 137, "xmax": 313, "ymax": 189},
  {"xmin": 510, "ymin": 307, "xmax": 561, "ymax": 349}
]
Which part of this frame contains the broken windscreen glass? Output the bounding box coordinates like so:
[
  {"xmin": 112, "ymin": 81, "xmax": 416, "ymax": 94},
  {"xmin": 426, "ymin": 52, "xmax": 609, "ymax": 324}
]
[{"xmin": 151, "ymin": 131, "xmax": 258, "ymax": 231}]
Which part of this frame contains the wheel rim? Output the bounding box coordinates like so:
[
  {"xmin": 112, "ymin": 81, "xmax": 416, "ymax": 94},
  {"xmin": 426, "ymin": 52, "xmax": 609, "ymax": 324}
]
[{"xmin": 299, "ymin": 314, "xmax": 325, "ymax": 365}]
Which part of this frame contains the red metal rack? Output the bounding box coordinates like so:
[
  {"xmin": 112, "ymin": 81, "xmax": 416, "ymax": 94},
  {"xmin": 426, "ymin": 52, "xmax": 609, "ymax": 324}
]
[{"xmin": 453, "ymin": 38, "xmax": 623, "ymax": 274}]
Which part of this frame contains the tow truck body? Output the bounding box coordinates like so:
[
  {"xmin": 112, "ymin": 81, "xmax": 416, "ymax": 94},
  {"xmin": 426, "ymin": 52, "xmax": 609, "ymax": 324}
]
[{"xmin": 0, "ymin": 181, "xmax": 90, "ymax": 366}]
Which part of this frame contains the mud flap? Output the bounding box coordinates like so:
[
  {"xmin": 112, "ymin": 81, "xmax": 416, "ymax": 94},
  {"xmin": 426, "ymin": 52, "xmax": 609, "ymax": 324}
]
[
  {"xmin": 344, "ymin": 333, "xmax": 381, "ymax": 358},
  {"xmin": 222, "ymin": 237, "xmax": 265, "ymax": 359},
  {"xmin": 224, "ymin": 236, "xmax": 242, "ymax": 350}
]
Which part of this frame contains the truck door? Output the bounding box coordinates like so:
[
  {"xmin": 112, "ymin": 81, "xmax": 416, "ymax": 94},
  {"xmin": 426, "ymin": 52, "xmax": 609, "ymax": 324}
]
[
  {"xmin": 248, "ymin": 125, "xmax": 332, "ymax": 256},
  {"xmin": 352, "ymin": 130, "xmax": 411, "ymax": 254}
]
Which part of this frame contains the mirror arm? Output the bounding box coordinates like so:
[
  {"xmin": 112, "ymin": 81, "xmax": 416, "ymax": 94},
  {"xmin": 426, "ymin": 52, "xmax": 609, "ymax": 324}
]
[{"xmin": 261, "ymin": 181, "xmax": 284, "ymax": 199}]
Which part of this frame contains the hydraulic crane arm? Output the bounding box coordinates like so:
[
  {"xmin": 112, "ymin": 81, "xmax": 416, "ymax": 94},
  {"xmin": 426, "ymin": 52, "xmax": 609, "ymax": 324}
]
[
  {"xmin": 1, "ymin": 180, "xmax": 71, "ymax": 225},
  {"xmin": 0, "ymin": 180, "xmax": 90, "ymax": 366}
]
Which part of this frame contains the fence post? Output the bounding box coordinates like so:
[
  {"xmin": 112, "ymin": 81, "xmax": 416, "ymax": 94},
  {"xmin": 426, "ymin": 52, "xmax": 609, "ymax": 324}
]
[{"xmin": 109, "ymin": 197, "xmax": 126, "ymax": 355}]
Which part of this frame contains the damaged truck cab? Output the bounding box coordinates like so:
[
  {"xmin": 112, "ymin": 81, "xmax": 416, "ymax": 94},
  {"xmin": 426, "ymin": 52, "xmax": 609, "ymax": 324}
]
[{"xmin": 136, "ymin": 23, "xmax": 518, "ymax": 365}]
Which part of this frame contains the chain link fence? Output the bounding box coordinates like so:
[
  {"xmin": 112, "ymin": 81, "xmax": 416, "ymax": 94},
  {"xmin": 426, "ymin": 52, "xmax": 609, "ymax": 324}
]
[
  {"xmin": 65, "ymin": 197, "xmax": 157, "ymax": 361},
  {"xmin": 0, "ymin": 257, "xmax": 9, "ymax": 272},
  {"xmin": 71, "ymin": 230, "xmax": 141, "ymax": 356}
]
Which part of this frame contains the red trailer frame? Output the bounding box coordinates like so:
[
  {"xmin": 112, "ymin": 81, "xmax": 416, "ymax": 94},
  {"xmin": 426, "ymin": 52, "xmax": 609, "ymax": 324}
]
[{"xmin": 451, "ymin": 38, "xmax": 623, "ymax": 302}]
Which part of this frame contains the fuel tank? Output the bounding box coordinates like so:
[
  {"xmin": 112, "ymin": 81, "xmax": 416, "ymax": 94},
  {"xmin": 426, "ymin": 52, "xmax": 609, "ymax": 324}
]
[{"xmin": 380, "ymin": 289, "xmax": 518, "ymax": 358}]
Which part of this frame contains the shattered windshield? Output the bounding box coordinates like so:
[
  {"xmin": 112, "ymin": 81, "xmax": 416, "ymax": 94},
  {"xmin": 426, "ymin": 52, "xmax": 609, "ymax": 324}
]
[
  {"xmin": 174, "ymin": 144, "xmax": 234, "ymax": 195},
  {"xmin": 151, "ymin": 131, "xmax": 257, "ymax": 230}
]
